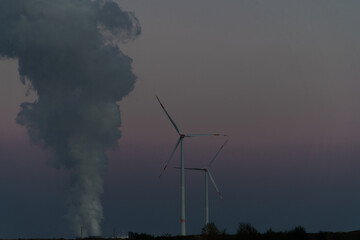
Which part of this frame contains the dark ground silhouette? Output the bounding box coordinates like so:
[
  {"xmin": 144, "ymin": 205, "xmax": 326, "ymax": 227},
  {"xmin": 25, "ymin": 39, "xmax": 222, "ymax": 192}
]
[{"xmin": 2, "ymin": 224, "xmax": 360, "ymax": 240}]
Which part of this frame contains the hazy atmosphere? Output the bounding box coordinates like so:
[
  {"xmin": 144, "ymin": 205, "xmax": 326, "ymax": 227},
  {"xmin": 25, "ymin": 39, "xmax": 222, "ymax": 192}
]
[{"xmin": 1, "ymin": 0, "xmax": 360, "ymax": 238}]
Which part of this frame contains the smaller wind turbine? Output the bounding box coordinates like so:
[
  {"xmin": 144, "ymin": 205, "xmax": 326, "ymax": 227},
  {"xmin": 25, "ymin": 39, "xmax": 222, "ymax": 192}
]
[{"xmin": 175, "ymin": 139, "xmax": 228, "ymax": 226}]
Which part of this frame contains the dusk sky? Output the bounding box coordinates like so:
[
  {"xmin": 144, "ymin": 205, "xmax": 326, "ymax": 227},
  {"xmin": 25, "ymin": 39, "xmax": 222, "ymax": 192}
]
[{"xmin": 1, "ymin": 0, "xmax": 360, "ymax": 238}]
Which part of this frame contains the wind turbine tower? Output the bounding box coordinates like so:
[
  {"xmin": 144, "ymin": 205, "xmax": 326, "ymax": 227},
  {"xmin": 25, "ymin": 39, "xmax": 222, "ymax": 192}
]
[
  {"xmin": 178, "ymin": 139, "xmax": 228, "ymax": 226},
  {"xmin": 156, "ymin": 96, "xmax": 227, "ymax": 236}
]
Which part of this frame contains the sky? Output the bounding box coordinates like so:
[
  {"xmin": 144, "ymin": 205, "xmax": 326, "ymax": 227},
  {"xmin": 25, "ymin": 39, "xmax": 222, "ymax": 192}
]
[{"xmin": 1, "ymin": 0, "xmax": 360, "ymax": 238}]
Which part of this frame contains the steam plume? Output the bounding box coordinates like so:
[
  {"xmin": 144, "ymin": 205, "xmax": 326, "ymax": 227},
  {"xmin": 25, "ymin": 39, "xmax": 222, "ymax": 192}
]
[{"xmin": 0, "ymin": 0, "xmax": 140, "ymax": 236}]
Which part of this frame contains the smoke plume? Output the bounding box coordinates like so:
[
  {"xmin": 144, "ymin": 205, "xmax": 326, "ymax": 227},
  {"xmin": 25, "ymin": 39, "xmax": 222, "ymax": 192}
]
[{"xmin": 0, "ymin": 0, "xmax": 140, "ymax": 236}]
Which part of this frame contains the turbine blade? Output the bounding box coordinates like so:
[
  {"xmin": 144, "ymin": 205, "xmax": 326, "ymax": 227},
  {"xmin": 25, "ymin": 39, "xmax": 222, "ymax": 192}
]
[
  {"xmin": 208, "ymin": 139, "xmax": 229, "ymax": 168},
  {"xmin": 159, "ymin": 137, "xmax": 181, "ymax": 177},
  {"xmin": 156, "ymin": 96, "xmax": 181, "ymax": 135},
  {"xmin": 185, "ymin": 167, "xmax": 205, "ymax": 171},
  {"xmin": 173, "ymin": 167, "xmax": 205, "ymax": 171},
  {"xmin": 185, "ymin": 134, "xmax": 228, "ymax": 137},
  {"xmin": 208, "ymin": 171, "xmax": 223, "ymax": 200}
]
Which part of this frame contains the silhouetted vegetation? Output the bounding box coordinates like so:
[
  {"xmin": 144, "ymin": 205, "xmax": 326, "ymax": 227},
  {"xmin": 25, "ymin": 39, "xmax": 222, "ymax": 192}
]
[
  {"xmin": 9, "ymin": 227, "xmax": 360, "ymax": 240},
  {"xmin": 264, "ymin": 228, "xmax": 278, "ymax": 240},
  {"xmin": 202, "ymin": 222, "xmax": 220, "ymax": 240},
  {"xmin": 316, "ymin": 231, "xmax": 329, "ymax": 240},
  {"xmin": 289, "ymin": 226, "xmax": 307, "ymax": 240},
  {"xmin": 237, "ymin": 223, "xmax": 259, "ymax": 240},
  {"xmin": 202, "ymin": 222, "xmax": 220, "ymax": 236},
  {"xmin": 130, "ymin": 232, "xmax": 155, "ymax": 240}
]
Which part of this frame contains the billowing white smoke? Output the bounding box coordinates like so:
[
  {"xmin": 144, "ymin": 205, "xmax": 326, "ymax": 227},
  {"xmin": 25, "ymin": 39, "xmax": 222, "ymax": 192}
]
[{"xmin": 0, "ymin": 0, "xmax": 140, "ymax": 236}]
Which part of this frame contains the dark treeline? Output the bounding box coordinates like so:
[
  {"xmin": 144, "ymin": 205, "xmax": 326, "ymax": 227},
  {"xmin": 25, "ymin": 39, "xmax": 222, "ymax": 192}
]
[
  {"xmin": 125, "ymin": 223, "xmax": 360, "ymax": 240},
  {"xmin": 2, "ymin": 224, "xmax": 360, "ymax": 240}
]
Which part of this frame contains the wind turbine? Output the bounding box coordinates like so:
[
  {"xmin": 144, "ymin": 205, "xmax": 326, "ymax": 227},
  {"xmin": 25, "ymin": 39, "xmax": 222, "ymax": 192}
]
[
  {"xmin": 156, "ymin": 96, "xmax": 227, "ymax": 236},
  {"xmin": 175, "ymin": 139, "xmax": 228, "ymax": 226}
]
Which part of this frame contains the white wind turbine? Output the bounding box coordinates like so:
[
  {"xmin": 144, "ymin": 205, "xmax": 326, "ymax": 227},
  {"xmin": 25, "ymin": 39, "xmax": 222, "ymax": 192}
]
[
  {"xmin": 176, "ymin": 139, "xmax": 228, "ymax": 226},
  {"xmin": 156, "ymin": 96, "xmax": 227, "ymax": 236}
]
